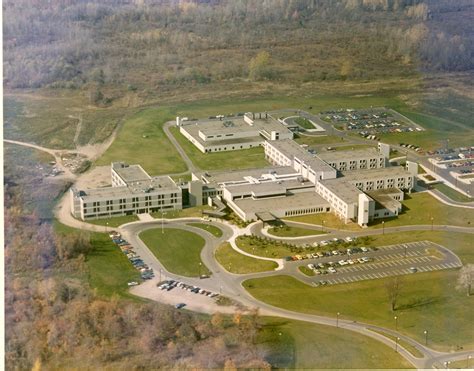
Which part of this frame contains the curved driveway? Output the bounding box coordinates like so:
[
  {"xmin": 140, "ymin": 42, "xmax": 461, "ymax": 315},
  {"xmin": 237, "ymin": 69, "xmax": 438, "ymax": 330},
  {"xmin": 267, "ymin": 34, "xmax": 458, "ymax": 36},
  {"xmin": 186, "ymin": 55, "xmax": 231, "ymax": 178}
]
[{"xmin": 120, "ymin": 218, "xmax": 473, "ymax": 369}]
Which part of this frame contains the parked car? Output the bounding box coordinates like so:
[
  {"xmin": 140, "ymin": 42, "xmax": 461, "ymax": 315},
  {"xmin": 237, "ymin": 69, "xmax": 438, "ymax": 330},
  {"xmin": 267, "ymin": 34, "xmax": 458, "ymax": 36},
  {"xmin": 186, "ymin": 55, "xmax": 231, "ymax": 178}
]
[{"xmin": 175, "ymin": 303, "xmax": 186, "ymax": 309}]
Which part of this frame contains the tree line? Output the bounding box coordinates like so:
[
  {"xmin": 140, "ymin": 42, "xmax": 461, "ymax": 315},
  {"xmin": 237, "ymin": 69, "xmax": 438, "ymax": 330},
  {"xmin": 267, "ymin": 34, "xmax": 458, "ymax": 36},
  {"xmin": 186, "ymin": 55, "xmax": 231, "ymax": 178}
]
[{"xmin": 3, "ymin": 0, "xmax": 472, "ymax": 91}]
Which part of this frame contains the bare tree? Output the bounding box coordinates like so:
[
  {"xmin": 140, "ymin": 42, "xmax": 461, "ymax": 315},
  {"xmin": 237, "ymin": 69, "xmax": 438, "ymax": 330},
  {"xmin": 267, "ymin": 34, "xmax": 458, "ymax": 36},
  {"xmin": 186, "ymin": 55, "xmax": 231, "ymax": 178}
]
[
  {"xmin": 456, "ymin": 264, "xmax": 474, "ymax": 296},
  {"xmin": 385, "ymin": 276, "xmax": 405, "ymax": 311}
]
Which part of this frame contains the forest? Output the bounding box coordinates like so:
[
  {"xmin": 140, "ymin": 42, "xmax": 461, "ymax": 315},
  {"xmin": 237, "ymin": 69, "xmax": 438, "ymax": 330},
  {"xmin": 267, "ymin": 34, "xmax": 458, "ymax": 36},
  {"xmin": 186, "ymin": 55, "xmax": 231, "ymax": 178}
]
[{"xmin": 3, "ymin": 0, "xmax": 473, "ymax": 92}]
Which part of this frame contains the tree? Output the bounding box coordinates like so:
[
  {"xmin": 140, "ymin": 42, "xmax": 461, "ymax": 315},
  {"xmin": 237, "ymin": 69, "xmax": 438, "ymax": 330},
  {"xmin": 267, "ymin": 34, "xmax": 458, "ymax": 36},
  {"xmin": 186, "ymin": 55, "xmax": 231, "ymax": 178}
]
[
  {"xmin": 456, "ymin": 264, "xmax": 474, "ymax": 296},
  {"xmin": 248, "ymin": 51, "xmax": 271, "ymax": 81},
  {"xmin": 385, "ymin": 276, "xmax": 404, "ymax": 311}
]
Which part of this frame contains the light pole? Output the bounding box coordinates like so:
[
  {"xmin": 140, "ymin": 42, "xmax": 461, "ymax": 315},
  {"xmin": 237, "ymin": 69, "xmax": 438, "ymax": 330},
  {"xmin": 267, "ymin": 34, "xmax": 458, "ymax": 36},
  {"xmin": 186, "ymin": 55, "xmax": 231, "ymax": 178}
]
[
  {"xmin": 404, "ymin": 244, "xmax": 407, "ymax": 258},
  {"xmin": 159, "ymin": 268, "xmax": 162, "ymax": 283},
  {"xmin": 199, "ymin": 262, "xmax": 202, "ymax": 277},
  {"xmin": 161, "ymin": 209, "xmax": 166, "ymax": 234},
  {"xmin": 467, "ymin": 355, "xmax": 472, "ymax": 369},
  {"xmin": 394, "ymin": 316, "xmax": 398, "ymax": 331},
  {"xmin": 336, "ymin": 312, "xmax": 340, "ymax": 328},
  {"xmin": 395, "ymin": 337, "xmax": 400, "ymax": 352},
  {"xmin": 321, "ymin": 220, "xmax": 325, "ymax": 232},
  {"xmin": 424, "ymin": 330, "xmax": 428, "ymax": 346},
  {"xmin": 430, "ymin": 217, "xmax": 434, "ymax": 231},
  {"xmin": 382, "ymin": 221, "xmax": 385, "ymax": 235},
  {"xmin": 106, "ymin": 221, "xmax": 109, "ymax": 234}
]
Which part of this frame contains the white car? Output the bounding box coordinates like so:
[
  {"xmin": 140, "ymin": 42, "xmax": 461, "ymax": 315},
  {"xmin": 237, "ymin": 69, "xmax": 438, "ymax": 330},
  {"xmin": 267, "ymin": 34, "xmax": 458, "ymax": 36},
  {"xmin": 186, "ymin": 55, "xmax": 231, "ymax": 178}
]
[
  {"xmin": 307, "ymin": 264, "xmax": 315, "ymax": 270},
  {"xmin": 338, "ymin": 260, "xmax": 348, "ymax": 266},
  {"xmin": 347, "ymin": 259, "xmax": 355, "ymax": 265},
  {"xmin": 361, "ymin": 247, "xmax": 369, "ymax": 252},
  {"xmin": 328, "ymin": 267, "xmax": 337, "ymax": 273},
  {"xmin": 345, "ymin": 237, "xmax": 353, "ymax": 242},
  {"xmin": 127, "ymin": 281, "xmax": 139, "ymax": 286},
  {"xmin": 332, "ymin": 250, "xmax": 339, "ymax": 255}
]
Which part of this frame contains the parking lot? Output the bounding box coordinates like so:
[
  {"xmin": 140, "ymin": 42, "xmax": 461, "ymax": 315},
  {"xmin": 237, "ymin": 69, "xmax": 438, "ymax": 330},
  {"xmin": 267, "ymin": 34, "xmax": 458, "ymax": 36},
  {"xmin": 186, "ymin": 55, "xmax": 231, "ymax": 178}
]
[
  {"xmin": 294, "ymin": 241, "xmax": 462, "ymax": 287},
  {"xmin": 319, "ymin": 107, "xmax": 423, "ymax": 137}
]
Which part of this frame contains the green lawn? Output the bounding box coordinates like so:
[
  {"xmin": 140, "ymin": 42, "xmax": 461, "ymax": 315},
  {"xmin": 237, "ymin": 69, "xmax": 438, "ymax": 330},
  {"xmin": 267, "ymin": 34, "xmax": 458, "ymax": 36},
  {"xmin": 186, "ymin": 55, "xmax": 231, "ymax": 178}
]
[
  {"xmin": 285, "ymin": 212, "xmax": 360, "ymax": 231},
  {"xmin": 54, "ymin": 222, "xmax": 142, "ymax": 300},
  {"xmin": 169, "ymin": 126, "xmax": 269, "ymax": 171},
  {"xmin": 294, "ymin": 134, "xmax": 345, "ymax": 146},
  {"xmin": 378, "ymin": 110, "xmax": 474, "ymax": 151},
  {"xmin": 298, "ymin": 266, "xmax": 315, "ymax": 276},
  {"xmin": 244, "ymin": 231, "xmax": 474, "ymax": 351},
  {"xmin": 268, "ymin": 225, "xmax": 324, "ymax": 237},
  {"xmin": 97, "ymin": 108, "xmax": 187, "ymax": 175},
  {"xmin": 187, "ymin": 222, "xmax": 223, "ymax": 237},
  {"xmin": 139, "ymin": 228, "xmax": 210, "ymax": 277},
  {"xmin": 369, "ymin": 192, "xmax": 474, "ymax": 228},
  {"xmin": 259, "ymin": 317, "xmax": 413, "ymax": 369},
  {"xmin": 369, "ymin": 329, "xmax": 424, "ymax": 358},
  {"xmin": 86, "ymin": 214, "xmax": 140, "ymax": 228},
  {"xmin": 294, "ymin": 117, "xmax": 315, "ymax": 130},
  {"xmin": 433, "ymin": 183, "xmax": 472, "ymax": 203},
  {"xmin": 214, "ymin": 242, "xmax": 277, "ymax": 274}
]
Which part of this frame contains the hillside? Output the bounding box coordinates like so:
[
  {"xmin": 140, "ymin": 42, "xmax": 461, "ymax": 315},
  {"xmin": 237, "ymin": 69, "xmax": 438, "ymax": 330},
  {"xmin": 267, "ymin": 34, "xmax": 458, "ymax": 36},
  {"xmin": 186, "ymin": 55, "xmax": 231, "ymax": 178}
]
[{"xmin": 4, "ymin": 0, "xmax": 473, "ymax": 95}]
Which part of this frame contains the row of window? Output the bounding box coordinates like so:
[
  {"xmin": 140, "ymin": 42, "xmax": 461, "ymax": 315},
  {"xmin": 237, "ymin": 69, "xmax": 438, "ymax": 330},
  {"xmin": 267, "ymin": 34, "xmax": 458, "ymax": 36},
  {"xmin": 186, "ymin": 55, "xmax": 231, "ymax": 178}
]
[{"xmin": 284, "ymin": 206, "xmax": 329, "ymax": 217}]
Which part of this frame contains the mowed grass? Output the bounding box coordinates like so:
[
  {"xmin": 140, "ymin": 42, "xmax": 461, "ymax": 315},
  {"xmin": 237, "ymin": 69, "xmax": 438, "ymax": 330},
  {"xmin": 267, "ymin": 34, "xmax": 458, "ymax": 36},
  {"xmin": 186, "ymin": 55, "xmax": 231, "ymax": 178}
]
[
  {"xmin": 214, "ymin": 242, "xmax": 277, "ymax": 274},
  {"xmin": 169, "ymin": 126, "xmax": 269, "ymax": 171},
  {"xmin": 369, "ymin": 192, "xmax": 474, "ymax": 228},
  {"xmin": 86, "ymin": 232, "xmax": 142, "ymax": 300},
  {"xmin": 244, "ymin": 231, "xmax": 474, "ymax": 351},
  {"xmin": 139, "ymin": 228, "xmax": 210, "ymax": 277},
  {"xmin": 54, "ymin": 222, "xmax": 142, "ymax": 300},
  {"xmin": 86, "ymin": 214, "xmax": 140, "ymax": 228},
  {"xmin": 97, "ymin": 108, "xmax": 187, "ymax": 175},
  {"xmin": 187, "ymin": 222, "xmax": 223, "ymax": 237},
  {"xmin": 285, "ymin": 212, "xmax": 360, "ymax": 231},
  {"xmin": 298, "ymin": 266, "xmax": 315, "ymax": 276},
  {"xmin": 259, "ymin": 318, "xmax": 413, "ymax": 369},
  {"xmin": 268, "ymin": 225, "xmax": 324, "ymax": 237},
  {"xmin": 433, "ymin": 183, "xmax": 472, "ymax": 203}
]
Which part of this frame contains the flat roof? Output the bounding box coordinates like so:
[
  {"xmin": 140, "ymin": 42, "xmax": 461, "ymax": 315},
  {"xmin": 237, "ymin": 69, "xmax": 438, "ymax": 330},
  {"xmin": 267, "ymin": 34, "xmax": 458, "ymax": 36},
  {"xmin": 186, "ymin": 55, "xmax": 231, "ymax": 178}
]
[
  {"xmin": 225, "ymin": 178, "xmax": 314, "ymax": 197},
  {"xmin": 367, "ymin": 189, "xmax": 402, "ymax": 212},
  {"xmin": 112, "ymin": 163, "xmax": 150, "ymax": 183},
  {"xmin": 78, "ymin": 176, "xmax": 178, "ymax": 200},
  {"xmin": 233, "ymin": 190, "xmax": 329, "ymax": 214},
  {"xmin": 196, "ymin": 166, "xmax": 298, "ymax": 185},
  {"xmin": 268, "ymin": 139, "xmax": 335, "ymax": 173},
  {"xmin": 317, "ymin": 148, "xmax": 382, "ymax": 162},
  {"xmin": 319, "ymin": 178, "xmax": 363, "ymax": 204},
  {"xmin": 341, "ymin": 166, "xmax": 411, "ymax": 181}
]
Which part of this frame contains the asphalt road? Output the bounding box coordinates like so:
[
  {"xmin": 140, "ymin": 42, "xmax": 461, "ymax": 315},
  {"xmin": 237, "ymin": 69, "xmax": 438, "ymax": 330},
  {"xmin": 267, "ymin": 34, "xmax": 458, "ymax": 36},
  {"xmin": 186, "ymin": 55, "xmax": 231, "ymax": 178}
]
[{"xmin": 119, "ymin": 218, "xmax": 472, "ymax": 369}]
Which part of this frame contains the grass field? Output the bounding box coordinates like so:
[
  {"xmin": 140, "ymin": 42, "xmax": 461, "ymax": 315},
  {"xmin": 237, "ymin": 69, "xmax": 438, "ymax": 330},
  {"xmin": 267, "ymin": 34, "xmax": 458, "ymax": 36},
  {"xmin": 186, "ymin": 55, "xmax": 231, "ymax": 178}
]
[
  {"xmin": 54, "ymin": 223, "xmax": 142, "ymax": 300},
  {"xmin": 187, "ymin": 222, "xmax": 223, "ymax": 237},
  {"xmin": 214, "ymin": 242, "xmax": 277, "ymax": 274},
  {"xmin": 268, "ymin": 225, "xmax": 324, "ymax": 237},
  {"xmin": 139, "ymin": 228, "xmax": 210, "ymax": 277},
  {"xmin": 433, "ymin": 183, "xmax": 472, "ymax": 203},
  {"xmin": 285, "ymin": 212, "xmax": 360, "ymax": 231},
  {"xmin": 294, "ymin": 117, "xmax": 315, "ymax": 130},
  {"xmin": 244, "ymin": 231, "xmax": 474, "ymax": 351},
  {"xmin": 86, "ymin": 215, "xmax": 139, "ymax": 228},
  {"xmin": 259, "ymin": 317, "xmax": 413, "ymax": 369},
  {"xmin": 96, "ymin": 108, "xmax": 187, "ymax": 175},
  {"xmin": 369, "ymin": 329, "xmax": 424, "ymax": 358},
  {"xmin": 369, "ymin": 192, "xmax": 474, "ymax": 228},
  {"xmin": 298, "ymin": 266, "xmax": 315, "ymax": 276},
  {"xmin": 4, "ymin": 93, "xmax": 130, "ymax": 149},
  {"xmin": 169, "ymin": 126, "xmax": 269, "ymax": 171}
]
